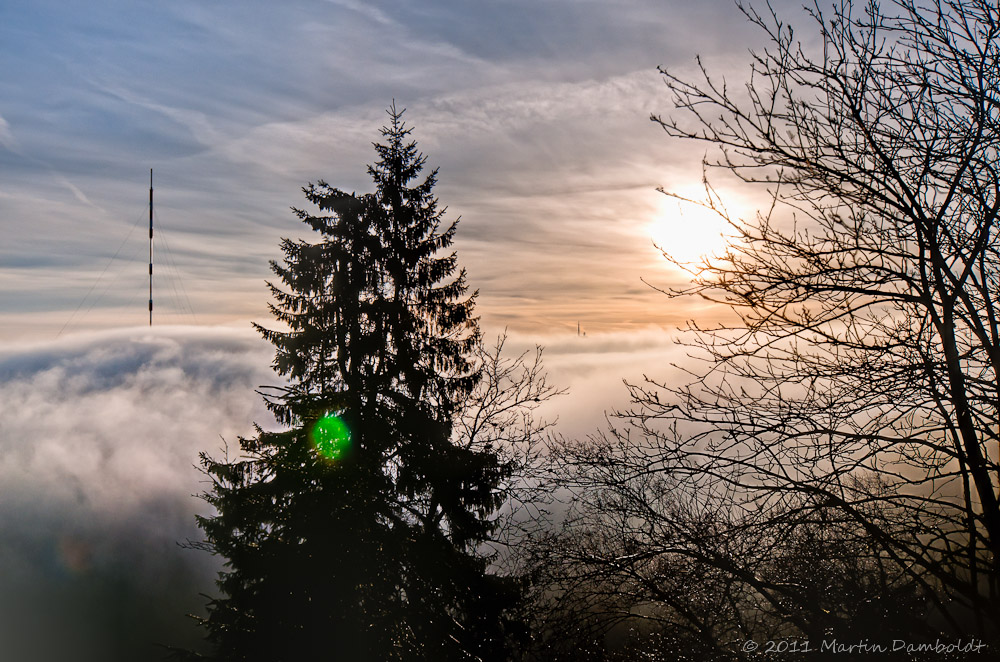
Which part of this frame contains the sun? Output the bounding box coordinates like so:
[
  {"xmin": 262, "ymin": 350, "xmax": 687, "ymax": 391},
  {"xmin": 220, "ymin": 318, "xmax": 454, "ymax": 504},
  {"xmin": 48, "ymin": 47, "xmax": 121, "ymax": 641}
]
[{"xmin": 649, "ymin": 196, "xmax": 734, "ymax": 266}]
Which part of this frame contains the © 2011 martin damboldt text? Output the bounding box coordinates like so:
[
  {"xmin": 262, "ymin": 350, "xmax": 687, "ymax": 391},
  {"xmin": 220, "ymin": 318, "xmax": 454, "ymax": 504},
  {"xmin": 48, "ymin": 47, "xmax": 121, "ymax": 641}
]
[{"xmin": 740, "ymin": 637, "xmax": 988, "ymax": 655}]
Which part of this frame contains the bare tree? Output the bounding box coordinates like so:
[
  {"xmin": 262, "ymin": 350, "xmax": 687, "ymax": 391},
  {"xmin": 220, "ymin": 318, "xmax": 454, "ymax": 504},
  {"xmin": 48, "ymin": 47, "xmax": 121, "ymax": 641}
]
[
  {"xmin": 540, "ymin": 439, "xmax": 930, "ymax": 659},
  {"xmin": 456, "ymin": 333, "xmax": 566, "ymax": 572},
  {"xmin": 542, "ymin": 0, "xmax": 1000, "ymax": 654}
]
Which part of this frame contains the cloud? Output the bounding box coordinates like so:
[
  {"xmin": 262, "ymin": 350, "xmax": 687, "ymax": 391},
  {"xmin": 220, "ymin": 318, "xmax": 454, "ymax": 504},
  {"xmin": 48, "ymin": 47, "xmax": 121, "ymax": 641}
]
[
  {"xmin": 0, "ymin": 109, "xmax": 103, "ymax": 211},
  {"xmin": 1, "ymin": 0, "xmax": 788, "ymax": 342},
  {"xmin": 89, "ymin": 78, "xmax": 223, "ymax": 151},
  {"xmin": 197, "ymin": 69, "xmax": 700, "ymax": 336},
  {"xmin": 55, "ymin": 172, "xmax": 102, "ymax": 209},
  {"xmin": 0, "ymin": 113, "xmax": 18, "ymax": 152},
  {"xmin": 324, "ymin": 0, "xmax": 398, "ymax": 27},
  {"xmin": 495, "ymin": 326, "xmax": 706, "ymax": 441},
  {"xmin": 0, "ymin": 319, "xmax": 713, "ymax": 660},
  {"xmin": 0, "ymin": 326, "xmax": 276, "ymax": 661}
]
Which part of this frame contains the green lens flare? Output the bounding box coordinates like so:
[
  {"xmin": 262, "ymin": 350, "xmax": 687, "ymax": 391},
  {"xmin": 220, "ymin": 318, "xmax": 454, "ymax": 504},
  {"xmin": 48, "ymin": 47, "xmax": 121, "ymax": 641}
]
[{"xmin": 310, "ymin": 414, "xmax": 351, "ymax": 460}]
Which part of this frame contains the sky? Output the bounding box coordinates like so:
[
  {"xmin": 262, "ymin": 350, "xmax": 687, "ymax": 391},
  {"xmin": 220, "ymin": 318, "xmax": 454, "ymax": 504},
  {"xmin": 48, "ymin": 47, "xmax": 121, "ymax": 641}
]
[
  {"xmin": 0, "ymin": 0, "xmax": 807, "ymax": 659},
  {"xmin": 0, "ymin": 0, "xmax": 794, "ymax": 339}
]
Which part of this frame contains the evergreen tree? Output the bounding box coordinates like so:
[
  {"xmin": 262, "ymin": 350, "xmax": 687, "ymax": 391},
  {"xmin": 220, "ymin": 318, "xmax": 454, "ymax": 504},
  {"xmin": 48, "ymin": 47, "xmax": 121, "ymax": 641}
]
[{"xmin": 194, "ymin": 105, "xmax": 516, "ymax": 661}]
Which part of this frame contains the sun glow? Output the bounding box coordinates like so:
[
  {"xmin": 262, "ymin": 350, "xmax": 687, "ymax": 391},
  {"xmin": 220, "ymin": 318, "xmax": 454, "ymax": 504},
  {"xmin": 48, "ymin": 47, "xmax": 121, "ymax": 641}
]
[{"xmin": 649, "ymin": 195, "xmax": 735, "ymax": 266}]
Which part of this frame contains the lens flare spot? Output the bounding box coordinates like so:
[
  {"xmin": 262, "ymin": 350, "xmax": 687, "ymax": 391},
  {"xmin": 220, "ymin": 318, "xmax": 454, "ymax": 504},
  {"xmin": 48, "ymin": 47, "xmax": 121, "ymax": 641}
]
[{"xmin": 311, "ymin": 414, "xmax": 351, "ymax": 460}]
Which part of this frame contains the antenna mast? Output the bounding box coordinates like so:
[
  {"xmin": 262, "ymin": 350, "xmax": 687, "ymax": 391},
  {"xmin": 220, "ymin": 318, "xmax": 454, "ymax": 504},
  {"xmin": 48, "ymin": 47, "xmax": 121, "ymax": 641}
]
[{"xmin": 149, "ymin": 169, "xmax": 153, "ymax": 326}]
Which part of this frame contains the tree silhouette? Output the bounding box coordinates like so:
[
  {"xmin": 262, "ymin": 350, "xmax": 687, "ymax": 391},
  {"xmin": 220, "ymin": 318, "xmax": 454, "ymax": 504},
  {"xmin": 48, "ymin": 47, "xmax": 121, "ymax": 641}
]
[
  {"xmin": 537, "ymin": 0, "xmax": 1000, "ymax": 656},
  {"xmin": 192, "ymin": 105, "xmax": 519, "ymax": 661}
]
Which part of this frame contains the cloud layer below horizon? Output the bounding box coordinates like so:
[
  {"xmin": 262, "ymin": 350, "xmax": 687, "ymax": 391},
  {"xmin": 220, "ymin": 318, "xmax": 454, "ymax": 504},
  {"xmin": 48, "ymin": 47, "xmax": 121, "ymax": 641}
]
[
  {"xmin": 0, "ymin": 323, "xmax": 694, "ymax": 660},
  {"xmin": 0, "ymin": 327, "xmax": 273, "ymax": 661}
]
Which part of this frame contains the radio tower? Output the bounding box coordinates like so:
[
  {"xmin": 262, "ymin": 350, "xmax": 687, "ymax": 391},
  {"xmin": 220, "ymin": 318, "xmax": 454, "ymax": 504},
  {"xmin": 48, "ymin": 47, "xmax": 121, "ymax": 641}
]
[{"xmin": 149, "ymin": 169, "xmax": 153, "ymax": 326}]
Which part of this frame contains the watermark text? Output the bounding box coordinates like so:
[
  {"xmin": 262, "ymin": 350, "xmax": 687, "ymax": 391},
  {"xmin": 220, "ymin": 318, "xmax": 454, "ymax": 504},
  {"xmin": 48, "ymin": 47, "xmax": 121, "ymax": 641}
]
[{"xmin": 740, "ymin": 637, "xmax": 989, "ymax": 655}]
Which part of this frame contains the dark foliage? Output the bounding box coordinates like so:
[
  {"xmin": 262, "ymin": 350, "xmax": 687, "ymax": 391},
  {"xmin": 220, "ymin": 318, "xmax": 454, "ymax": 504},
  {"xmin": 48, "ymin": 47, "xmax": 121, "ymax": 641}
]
[{"xmin": 191, "ymin": 105, "xmax": 519, "ymax": 661}]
